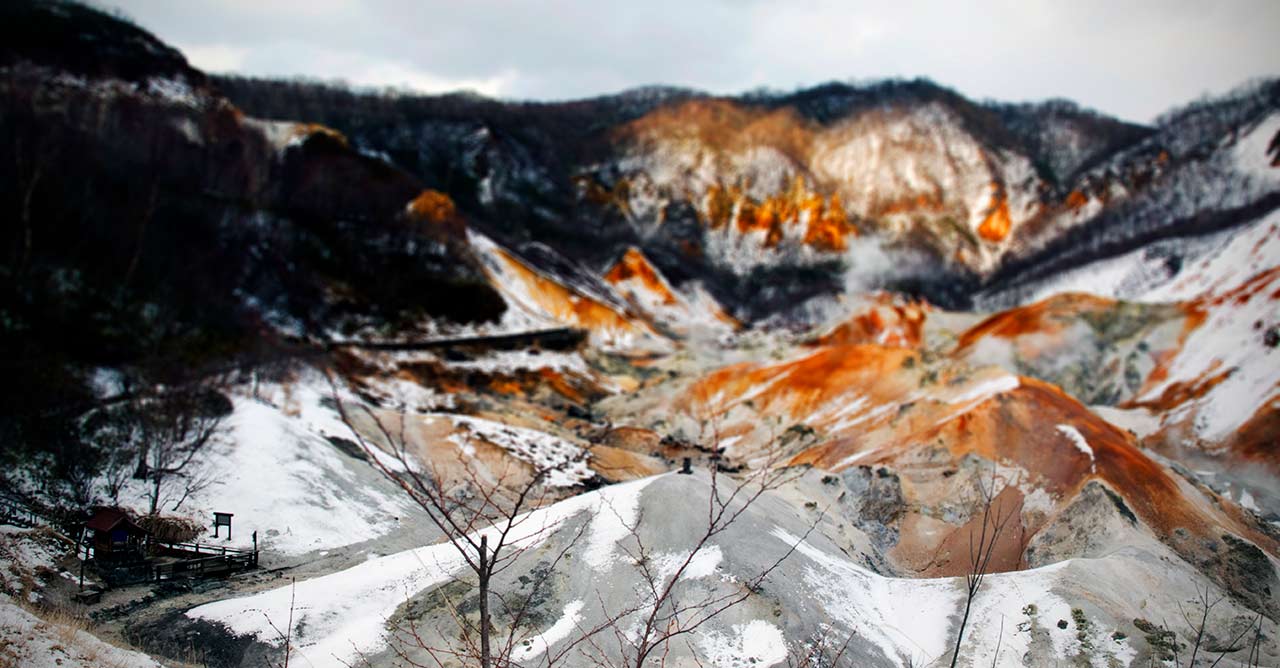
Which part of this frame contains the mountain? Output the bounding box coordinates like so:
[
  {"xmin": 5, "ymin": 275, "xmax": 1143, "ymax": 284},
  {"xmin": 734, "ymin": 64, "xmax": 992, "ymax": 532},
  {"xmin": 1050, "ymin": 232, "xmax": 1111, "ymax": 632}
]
[
  {"xmin": 0, "ymin": 2, "xmax": 1277, "ymax": 668},
  {"xmin": 212, "ymin": 72, "xmax": 1278, "ymax": 317}
]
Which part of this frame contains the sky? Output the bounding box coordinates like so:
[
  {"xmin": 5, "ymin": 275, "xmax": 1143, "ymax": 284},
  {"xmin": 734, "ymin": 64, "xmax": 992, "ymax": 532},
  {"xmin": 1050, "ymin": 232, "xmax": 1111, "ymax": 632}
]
[{"xmin": 108, "ymin": 0, "xmax": 1280, "ymax": 124}]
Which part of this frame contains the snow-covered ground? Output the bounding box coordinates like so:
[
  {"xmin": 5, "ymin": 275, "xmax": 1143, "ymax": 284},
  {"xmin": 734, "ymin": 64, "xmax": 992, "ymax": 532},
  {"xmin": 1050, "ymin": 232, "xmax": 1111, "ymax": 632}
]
[
  {"xmin": 0, "ymin": 526, "xmax": 76, "ymax": 603},
  {"xmin": 184, "ymin": 471, "xmax": 1254, "ymax": 668},
  {"xmin": 0, "ymin": 594, "xmax": 164, "ymax": 668},
  {"xmin": 110, "ymin": 376, "xmax": 413, "ymax": 557},
  {"xmin": 189, "ymin": 476, "xmax": 659, "ymax": 666},
  {"xmin": 1017, "ymin": 207, "xmax": 1280, "ymax": 306},
  {"xmin": 438, "ymin": 413, "xmax": 594, "ymax": 487}
]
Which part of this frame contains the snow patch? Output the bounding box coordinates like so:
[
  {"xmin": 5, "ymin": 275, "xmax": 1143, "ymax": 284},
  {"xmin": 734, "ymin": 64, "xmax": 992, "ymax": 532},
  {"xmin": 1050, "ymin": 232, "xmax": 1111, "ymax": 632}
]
[
  {"xmin": 446, "ymin": 350, "xmax": 590, "ymax": 375},
  {"xmin": 698, "ymin": 619, "xmax": 788, "ymax": 668},
  {"xmin": 1056, "ymin": 424, "xmax": 1095, "ymax": 471},
  {"xmin": 946, "ymin": 375, "xmax": 1020, "ymax": 406},
  {"xmin": 583, "ymin": 477, "xmax": 654, "ymax": 570},
  {"xmin": 440, "ymin": 414, "xmax": 593, "ymax": 487},
  {"xmin": 511, "ymin": 600, "xmax": 585, "ymax": 662}
]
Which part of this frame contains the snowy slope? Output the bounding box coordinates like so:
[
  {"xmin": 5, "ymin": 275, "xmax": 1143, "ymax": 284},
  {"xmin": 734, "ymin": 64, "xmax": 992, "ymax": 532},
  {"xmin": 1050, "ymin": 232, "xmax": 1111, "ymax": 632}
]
[
  {"xmin": 186, "ymin": 471, "xmax": 1269, "ymax": 667},
  {"xmin": 0, "ymin": 594, "xmax": 163, "ymax": 668},
  {"xmin": 111, "ymin": 376, "xmax": 414, "ymax": 557},
  {"xmin": 189, "ymin": 476, "xmax": 660, "ymax": 666}
]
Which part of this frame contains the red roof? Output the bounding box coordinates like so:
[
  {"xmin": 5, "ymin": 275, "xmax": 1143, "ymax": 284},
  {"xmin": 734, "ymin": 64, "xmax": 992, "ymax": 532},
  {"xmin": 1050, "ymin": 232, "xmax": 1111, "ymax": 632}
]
[{"xmin": 85, "ymin": 508, "xmax": 148, "ymax": 535}]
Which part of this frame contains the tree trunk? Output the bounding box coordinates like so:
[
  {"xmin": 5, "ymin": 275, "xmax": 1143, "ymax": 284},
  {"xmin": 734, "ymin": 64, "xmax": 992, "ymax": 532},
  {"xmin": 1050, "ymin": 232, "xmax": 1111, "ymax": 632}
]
[
  {"xmin": 479, "ymin": 534, "xmax": 491, "ymax": 668},
  {"xmin": 149, "ymin": 474, "xmax": 161, "ymax": 516},
  {"xmin": 133, "ymin": 444, "xmax": 150, "ymax": 480},
  {"xmin": 950, "ymin": 590, "xmax": 974, "ymax": 668}
]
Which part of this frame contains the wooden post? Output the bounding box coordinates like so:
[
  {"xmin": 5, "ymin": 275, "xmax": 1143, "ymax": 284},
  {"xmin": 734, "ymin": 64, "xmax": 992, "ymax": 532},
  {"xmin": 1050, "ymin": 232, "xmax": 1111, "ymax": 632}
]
[{"xmin": 252, "ymin": 531, "xmax": 258, "ymax": 567}]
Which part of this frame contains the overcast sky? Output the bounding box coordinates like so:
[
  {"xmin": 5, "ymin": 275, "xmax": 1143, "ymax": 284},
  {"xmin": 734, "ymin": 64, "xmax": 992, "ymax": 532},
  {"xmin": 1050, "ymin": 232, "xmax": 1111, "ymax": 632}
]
[{"xmin": 109, "ymin": 0, "xmax": 1278, "ymax": 123}]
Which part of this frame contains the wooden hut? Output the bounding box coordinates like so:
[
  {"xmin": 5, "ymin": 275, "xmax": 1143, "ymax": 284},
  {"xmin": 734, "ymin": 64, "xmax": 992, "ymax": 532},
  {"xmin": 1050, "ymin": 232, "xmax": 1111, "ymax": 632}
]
[{"xmin": 84, "ymin": 508, "xmax": 149, "ymax": 560}]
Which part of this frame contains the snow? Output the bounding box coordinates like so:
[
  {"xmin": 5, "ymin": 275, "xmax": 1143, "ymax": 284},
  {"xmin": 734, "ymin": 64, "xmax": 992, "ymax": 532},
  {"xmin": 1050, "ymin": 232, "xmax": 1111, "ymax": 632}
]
[
  {"xmin": 1232, "ymin": 111, "xmax": 1280, "ymax": 182},
  {"xmin": 189, "ymin": 477, "xmax": 660, "ymax": 668},
  {"xmin": 1021, "ymin": 487, "xmax": 1058, "ymax": 517},
  {"xmin": 88, "ymin": 367, "xmax": 125, "ymax": 398},
  {"xmin": 1000, "ymin": 204, "xmax": 1280, "ymax": 446},
  {"xmin": 1135, "ymin": 252, "xmax": 1280, "ymax": 442},
  {"xmin": 1144, "ymin": 210, "xmax": 1280, "ymax": 303},
  {"xmin": 143, "ymin": 77, "xmax": 199, "ymax": 107},
  {"xmin": 772, "ymin": 527, "xmax": 960, "ymax": 665},
  {"xmin": 468, "ymin": 232, "xmax": 669, "ymax": 352},
  {"xmin": 1056, "ymin": 424, "xmax": 1096, "ymax": 471},
  {"xmin": 111, "ymin": 377, "xmax": 412, "ymax": 557},
  {"xmin": 583, "ymin": 477, "xmax": 652, "ymax": 571},
  {"xmin": 697, "ymin": 619, "xmax": 788, "ymax": 668},
  {"xmin": 654, "ymin": 544, "xmax": 724, "ymax": 583},
  {"xmin": 0, "ymin": 527, "xmax": 74, "ymax": 599},
  {"xmin": 607, "ymin": 250, "xmax": 736, "ymax": 339},
  {"xmin": 830, "ymin": 398, "xmax": 903, "ymax": 436},
  {"xmin": 945, "ymin": 374, "xmax": 1021, "ymax": 406},
  {"xmin": 0, "ymin": 594, "xmax": 164, "ymax": 668},
  {"xmin": 1090, "ymin": 405, "xmax": 1161, "ymax": 439},
  {"xmin": 446, "ymin": 350, "xmax": 591, "ymax": 375},
  {"xmin": 441, "ymin": 414, "xmax": 594, "ymax": 487},
  {"xmin": 770, "ymin": 526, "xmax": 1150, "ymax": 667},
  {"xmin": 1009, "ymin": 174, "xmax": 1280, "ymax": 309},
  {"xmin": 510, "ymin": 600, "xmax": 585, "ymax": 663}
]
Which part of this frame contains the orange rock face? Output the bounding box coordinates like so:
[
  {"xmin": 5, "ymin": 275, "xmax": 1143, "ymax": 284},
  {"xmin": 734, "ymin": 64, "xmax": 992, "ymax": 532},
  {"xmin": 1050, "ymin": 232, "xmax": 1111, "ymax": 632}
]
[
  {"xmin": 954, "ymin": 292, "xmax": 1120, "ymax": 351},
  {"xmin": 604, "ymin": 248, "xmax": 678, "ymax": 306},
  {"xmin": 288, "ymin": 122, "xmax": 349, "ymax": 147},
  {"xmin": 489, "ymin": 245, "xmax": 653, "ymax": 339},
  {"xmin": 785, "ymin": 372, "xmax": 1276, "ymax": 570},
  {"xmin": 811, "ymin": 295, "xmax": 927, "ymax": 349},
  {"xmin": 696, "ymin": 175, "xmax": 856, "ymax": 251},
  {"xmin": 406, "ymin": 189, "xmax": 458, "ymax": 225},
  {"xmin": 687, "ymin": 343, "xmax": 918, "ymax": 425},
  {"xmin": 977, "ymin": 192, "xmax": 1012, "ymax": 242},
  {"xmin": 618, "ymin": 101, "xmax": 861, "ymax": 252}
]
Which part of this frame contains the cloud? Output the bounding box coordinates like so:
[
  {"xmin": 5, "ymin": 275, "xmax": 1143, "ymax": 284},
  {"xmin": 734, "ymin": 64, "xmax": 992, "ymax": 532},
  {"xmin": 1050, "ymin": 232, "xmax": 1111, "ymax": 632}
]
[
  {"xmin": 113, "ymin": 0, "xmax": 1280, "ymax": 121},
  {"xmin": 178, "ymin": 43, "xmax": 250, "ymax": 73},
  {"xmin": 356, "ymin": 61, "xmax": 517, "ymax": 97}
]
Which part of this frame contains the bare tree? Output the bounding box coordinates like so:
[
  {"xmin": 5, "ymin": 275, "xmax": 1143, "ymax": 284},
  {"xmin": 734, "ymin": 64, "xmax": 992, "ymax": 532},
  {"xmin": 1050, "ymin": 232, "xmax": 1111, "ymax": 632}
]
[
  {"xmin": 556, "ymin": 396, "xmax": 820, "ymax": 668},
  {"xmin": 328, "ymin": 370, "xmax": 820, "ymax": 668},
  {"xmin": 133, "ymin": 387, "xmax": 229, "ymax": 516},
  {"xmin": 590, "ymin": 458, "xmax": 812, "ymax": 668},
  {"xmin": 1207, "ymin": 612, "xmax": 1265, "ymax": 668},
  {"xmin": 1172, "ymin": 582, "xmax": 1272, "ymax": 668},
  {"xmin": 264, "ymin": 578, "xmax": 298, "ymax": 668},
  {"xmin": 1179, "ymin": 582, "xmax": 1223, "ymax": 668},
  {"xmin": 100, "ymin": 444, "xmax": 136, "ymax": 506},
  {"xmin": 949, "ymin": 465, "xmax": 1014, "ymax": 668},
  {"xmin": 13, "ymin": 136, "xmax": 43, "ymax": 280},
  {"xmin": 328, "ymin": 373, "xmax": 584, "ymax": 668},
  {"xmin": 787, "ymin": 624, "xmax": 854, "ymax": 668}
]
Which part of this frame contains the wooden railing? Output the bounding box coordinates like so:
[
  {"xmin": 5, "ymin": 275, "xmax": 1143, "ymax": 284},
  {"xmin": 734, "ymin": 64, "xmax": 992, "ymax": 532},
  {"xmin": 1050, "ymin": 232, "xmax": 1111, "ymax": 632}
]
[
  {"xmin": 0, "ymin": 497, "xmax": 47, "ymax": 529},
  {"xmin": 152, "ymin": 551, "xmax": 258, "ymax": 581},
  {"xmin": 153, "ymin": 540, "xmax": 255, "ymax": 558},
  {"xmin": 79, "ymin": 533, "xmax": 260, "ymax": 586}
]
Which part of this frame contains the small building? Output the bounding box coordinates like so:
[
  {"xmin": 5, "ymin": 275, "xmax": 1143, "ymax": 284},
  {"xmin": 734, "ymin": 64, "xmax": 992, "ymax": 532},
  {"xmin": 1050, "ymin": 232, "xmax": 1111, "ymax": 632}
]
[{"xmin": 84, "ymin": 508, "xmax": 150, "ymax": 560}]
